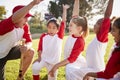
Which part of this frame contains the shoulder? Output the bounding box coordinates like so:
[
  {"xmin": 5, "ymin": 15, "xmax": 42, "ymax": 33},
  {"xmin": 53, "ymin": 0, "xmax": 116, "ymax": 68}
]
[
  {"xmin": 0, "ymin": 17, "xmax": 13, "ymax": 25},
  {"xmin": 40, "ymin": 33, "xmax": 47, "ymax": 38},
  {"xmin": 60, "ymin": 21, "xmax": 65, "ymax": 25},
  {"xmin": 103, "ymin": 18, "xmax": 110, "ymax": 23},
  {"xmin": 76, "ymin": 36, "xmax": 85, "ymax": 45}
]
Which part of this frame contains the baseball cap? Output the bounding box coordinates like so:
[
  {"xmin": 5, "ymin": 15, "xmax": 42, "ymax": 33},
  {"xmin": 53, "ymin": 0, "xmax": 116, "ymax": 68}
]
[{"xmin": 12, "ymin": 5, "xmax": 33, "ymax": 18}]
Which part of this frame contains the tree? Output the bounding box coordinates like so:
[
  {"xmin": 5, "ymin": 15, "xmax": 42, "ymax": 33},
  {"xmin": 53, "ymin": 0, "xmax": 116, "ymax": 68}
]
[
  {"xmin": 29, "ymin": 12, "xmax": 41, "ymax": 28},
  {"xmin": 28, "ymin": 12, "xmax": 47, "ymax": 31},
  {"xmin": 48, "ymin": 0, "xmax": 92, "ymax": 22},
  {"xmin": 0, "ymin": 6, "xmax": 6, "ymax": 20},
  {"xmin": 48, "ymin": 0, "xmax": 108, "ymax": 21}
]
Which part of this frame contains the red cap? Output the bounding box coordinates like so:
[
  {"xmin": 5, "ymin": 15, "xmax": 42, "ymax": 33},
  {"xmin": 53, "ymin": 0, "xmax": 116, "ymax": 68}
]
[{"xmin": 12, "ymin": 5, "xmax": 33, "ymax": 18}]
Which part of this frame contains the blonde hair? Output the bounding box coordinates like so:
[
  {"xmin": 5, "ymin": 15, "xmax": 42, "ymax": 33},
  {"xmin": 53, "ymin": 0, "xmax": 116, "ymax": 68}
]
[{"xmin": 71, "ymin": 16, "xmax": 89, "ymax": 38}]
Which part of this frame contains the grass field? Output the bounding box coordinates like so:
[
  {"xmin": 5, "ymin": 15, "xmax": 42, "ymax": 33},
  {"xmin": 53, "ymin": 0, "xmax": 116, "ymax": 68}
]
[{"xmin": 5, "ymin": 33, "xmax": 114, "ymax": 80}]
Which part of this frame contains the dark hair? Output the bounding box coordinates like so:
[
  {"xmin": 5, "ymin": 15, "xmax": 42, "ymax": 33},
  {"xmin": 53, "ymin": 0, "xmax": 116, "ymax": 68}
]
[
  {"xmin": 113, "ymin": 17, "xmax": 120, "ymax": 31},
  {"xmin": 109, "ymin": 17, "xmax": 116, "ymax": 32},
  {"xmin": 114, "ymin": 46, "xmax": 120, "ymax": 51},
  {"xmin": 71, "ymin": 16, "xmax": 89, "ymax": 38},
  {"xmin": 113, "ymin": 17, "xmax": 120, "ymax": 51},
  {"xmin": 47, "ymin": 18, "xmax": 59, "ymax": 29}
]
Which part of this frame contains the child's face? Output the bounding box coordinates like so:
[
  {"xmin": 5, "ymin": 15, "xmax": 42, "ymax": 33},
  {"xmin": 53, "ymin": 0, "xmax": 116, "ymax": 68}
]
[
  {"xmin": 68, "ymin": 21, "xmax": 82, "ymax": 35},
  {"xmin": 111, "ymin": 25, "xmax": 120, "ymax": 43},
  {"xmin": 47, "ymin": 22, "xmax": 58, "ymax": 36}
]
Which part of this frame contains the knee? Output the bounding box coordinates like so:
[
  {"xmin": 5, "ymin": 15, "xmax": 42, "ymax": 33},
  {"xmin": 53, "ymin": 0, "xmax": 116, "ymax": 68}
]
[
  {"xmin": 65, "ymin": 65, "xmax": 74, "ymax": 75},
  {"xmin": 32, "ymin": 62, "xmax": 40, "ymax": 72},
  {"xmin": 27, "ymin": 48, "xmax": 35, "ymax": 57}
]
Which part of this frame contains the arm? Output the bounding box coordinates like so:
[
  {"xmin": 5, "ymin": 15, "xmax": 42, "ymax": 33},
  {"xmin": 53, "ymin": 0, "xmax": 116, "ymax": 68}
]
[
  {"xmin": 96, "ymin": 51, "xmax": 120, "ymax": 79},
  {"xmin": 83, "ymin": 72, "xmax": 97, "ymax": 80},
  {"xmin": 97, "ymin": 0, "xmax": 114, "ymax": 42},
  {"xmin": 23, "ymin": 24, "xmax": 32, "ymax": 48},
  {"xmin": 12, "ymin": 0, "xmax": 43, "ymax": 23},
  {"xmin": 33, "ymin": 34, "xmax": 46, "ymax": 63},
  {"xmin": 37, "ymin": 33, "xmax": 46, "ymax": 51},
  {"xmin": 84, "ymin": 50, "xmax": 120, "ymax": 79},
  {"xmin": 33, "ymin": 50, "xmax": 42, "ymax": 63},
  {"xmin": 68, "ymin": 37, "xmax": 84, "ymax": 63},
  {"xmin": 72, "ymin": 0, "xmax": 79, "ymax": 17},
  {"xmin": 58, "ymin": 4, "xmax": 69, "ymax": 39},
  {"xmin": 49, "ymin": 37, "xmax": 84, "ymax": 77},
  {"xmin": 62, "ymin": 4, "xmax": 69, "ymax": 22},
  {"xmin": 49, "ymin": 59, "xmax": 69, "ymax": 77},
  {"xmin": 104, "ymin": 0, "xmax": 113, "ymax": 18}
]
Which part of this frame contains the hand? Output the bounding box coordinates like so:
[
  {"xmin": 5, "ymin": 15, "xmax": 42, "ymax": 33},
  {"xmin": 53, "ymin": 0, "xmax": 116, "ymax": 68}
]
[
  {"xmin": 63, "ymin": 4, "xmax": 70, "ymax": 10},
  {"xmin": 49, "ymin": 66, "xmax": 57, "ymax": 77},
  {"xmin": 20, "ymin": 45, "xmax": 28, "ymax": 53},
  {"xmin": 32, "ymin": 0, "xmax": 44, "ymax": 5},
  {"xmin": 33, "ymin": 58, "xmax": 41, "ymax": 63},
  {"xmin": 83, "ymin": 74, "xmax": 90, "ymax": 80}
]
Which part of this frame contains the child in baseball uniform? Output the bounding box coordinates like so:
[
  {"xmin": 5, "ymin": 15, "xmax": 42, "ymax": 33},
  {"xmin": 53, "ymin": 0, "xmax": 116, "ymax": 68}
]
[
  {"xmin": 83, "ymin": 17, "xmax": 120, "ymax": 80},
  {"xmin": 32, "ymin": 4, "xmax": 69, "ymax": 80},
  {"xmin": 67, "ymin": 0, "xmax": 114, "ymax": 80},
  {"xmin": 49, "ymin": 0, "xmax": 89, "ymax": 80}
]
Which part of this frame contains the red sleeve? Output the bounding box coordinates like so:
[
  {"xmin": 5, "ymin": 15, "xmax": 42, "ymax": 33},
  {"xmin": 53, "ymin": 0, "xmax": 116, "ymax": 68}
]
[
  {"xmin": 57, "ymin": 21, "xmax": 65, "ymax": 39},
  {"xmin": 97, "ymin": 18, "xmax": 110, "ymax": 42},
  {"xmin": 23, "ymin": 24, "xmax": 32, "ymax": 43},
  {"xmin": 68, "ymin": 37, "xmax": 85, "ymax": 63},
  {"xmin": 37, "ymin": 33, "xmax": 46, "ymax": 51},
  {"xmin": 97, "ymin": 51, "xmax": 120, "ymax": 79},
  {"xmin": 0, "ymin": 16, "xmax": 14, "ymax": 35}
]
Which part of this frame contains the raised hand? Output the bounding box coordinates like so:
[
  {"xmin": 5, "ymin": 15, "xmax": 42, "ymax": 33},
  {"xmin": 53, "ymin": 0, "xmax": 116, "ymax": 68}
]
[
  {"xmin": 63, "ymin": 4, "xmax": 70, "ymax": 10},
  {"xmin": 83, "ymin": 74, "xmax": 90, "ymax": 80},
  {"xmin": 31, "ymin": 0, "xmax": 44, "ymax": 5}
]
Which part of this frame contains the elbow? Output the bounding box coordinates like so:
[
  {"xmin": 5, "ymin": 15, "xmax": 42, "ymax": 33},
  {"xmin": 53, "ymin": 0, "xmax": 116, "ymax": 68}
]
[{"xmin": 68, "ymin": 58, "xmax": 77, "ymax": 63}]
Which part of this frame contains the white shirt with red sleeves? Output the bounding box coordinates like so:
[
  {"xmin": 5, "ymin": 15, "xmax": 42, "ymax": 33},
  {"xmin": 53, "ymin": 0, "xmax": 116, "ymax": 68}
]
[
  {"xmin": 86, "ymin": 18, "xmax": 110, "ymax": 71},
  {"xmin": 41, "ymin": 34, "xmax": 62, "ymax": 64},
  {"xmin": 37, "ymin": 21, "xmax": 65, "ymax": 64},
  {"xmin": 0, "ymin": 17, "xmax": 32, "ymax": 59},
  {"xmin": 0, "ymin": 28, "xmax": 24, "ymax": 58},
  {"xmin": 64, "ymin": 35, "xmax": 86, "ymax": 68}
]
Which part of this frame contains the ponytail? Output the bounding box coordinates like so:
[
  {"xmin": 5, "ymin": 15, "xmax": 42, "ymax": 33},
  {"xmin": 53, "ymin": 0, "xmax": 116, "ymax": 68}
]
[{"xmin": 82, "ymin": 17, "xmax": 89, "ymax": 38}]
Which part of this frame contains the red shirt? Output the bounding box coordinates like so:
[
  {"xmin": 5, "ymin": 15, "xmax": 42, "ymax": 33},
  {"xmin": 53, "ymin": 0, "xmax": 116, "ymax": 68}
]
[
  {"xmin": 0, "ymin": 17, "xmax": 14, "ymax": 35},
  {"xmin": 97, "ymin": 45, "xmax": 120, "ymax": 79},
  {"xmin": 0, "ymin": 17, "xmax": 32, "ymax": 43},
  {"xmin": 97, "ymin": 18, "xmax": 110, "ymax": 42}
]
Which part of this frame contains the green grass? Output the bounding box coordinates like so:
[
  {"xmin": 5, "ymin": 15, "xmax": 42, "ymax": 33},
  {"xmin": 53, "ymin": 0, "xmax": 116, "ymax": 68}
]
[{"xmin": 5, "ymin": 33, "xmax": 114, "ymax": 80}]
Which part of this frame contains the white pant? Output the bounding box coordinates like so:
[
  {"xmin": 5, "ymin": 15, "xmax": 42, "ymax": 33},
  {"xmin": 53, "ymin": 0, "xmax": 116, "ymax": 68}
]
[
  {"xmin": 66, "ymin": 67, "xmax": 120, "ymax": 80},
  {"xmin": 66, "ymin": 66, "xmax": 97, "ymax": 80},
  {"xmin": 65, "ymin": 55, "xmax": 87, "ymax": 80},
  {"xmin": 32, "ymin": 60, "xmax": 57, "ymax": 80}
]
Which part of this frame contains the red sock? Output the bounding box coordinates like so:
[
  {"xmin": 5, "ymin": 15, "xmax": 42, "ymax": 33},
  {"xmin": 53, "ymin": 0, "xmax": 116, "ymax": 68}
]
[{"xmin": 33, "ymin": 75, "xmax": 40, "ymax": 80}]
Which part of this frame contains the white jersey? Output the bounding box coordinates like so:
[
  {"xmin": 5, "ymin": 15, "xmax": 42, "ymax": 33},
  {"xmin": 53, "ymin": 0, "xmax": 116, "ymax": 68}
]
[
  {"xmin": 0, "ymin": 28, "xmax": 24, "ymax": 58},
  {"xmin": 64, "ymin": 35, "xmax": 86, "ymax": 68},
  {"xmin": 64, "ymin": 35, "xmax": 76, "ymax": 59},
  {"xmin": 86, "ymin": 37, "xmax": 107, "ymax": 71},
  {"xmin": 41, "ymin": 34, "xmax": 62, "ymax": 64}
]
